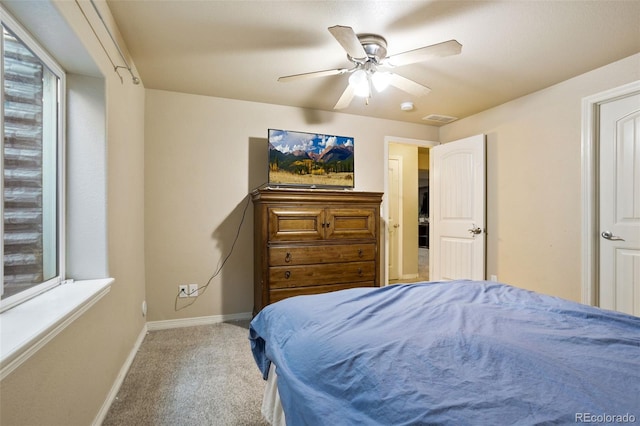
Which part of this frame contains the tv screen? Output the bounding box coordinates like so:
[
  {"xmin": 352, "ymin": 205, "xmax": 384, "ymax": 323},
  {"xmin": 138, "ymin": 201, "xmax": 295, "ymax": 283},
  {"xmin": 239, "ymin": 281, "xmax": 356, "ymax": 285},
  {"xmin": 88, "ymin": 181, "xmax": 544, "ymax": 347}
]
[{"xmin": 268, "ymin": 129, "xmax": 354, "ymax": 189}]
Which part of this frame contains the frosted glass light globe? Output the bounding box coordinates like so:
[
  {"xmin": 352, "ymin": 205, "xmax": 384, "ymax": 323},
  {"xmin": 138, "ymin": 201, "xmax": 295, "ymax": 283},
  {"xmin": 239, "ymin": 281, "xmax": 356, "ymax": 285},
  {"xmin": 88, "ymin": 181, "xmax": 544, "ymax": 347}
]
[
  {"xmin": 372, "ymin": 72, "xmax": 390, "ymax": 92},
  {"xmin": 349, "ymin": 70, "xmax": 370, "ymax": 97}
]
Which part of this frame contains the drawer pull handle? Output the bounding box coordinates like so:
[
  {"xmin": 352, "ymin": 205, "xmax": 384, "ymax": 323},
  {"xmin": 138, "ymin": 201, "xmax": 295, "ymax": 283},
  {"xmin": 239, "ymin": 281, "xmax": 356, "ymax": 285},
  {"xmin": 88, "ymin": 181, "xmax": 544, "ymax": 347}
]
[
  {"xmin": 358, "ymin": 268, "xmax": 363, "ymax": 276},
  {"xmin": 284, "ymin": 271, "xmax": 291, "ymax": 279},
  {"xmin": 358, "ymin": 248, "xmax": 363, "ymax": 258},
  {"xmin": 285, "ymin": 252, "xmax": 292, "ymax": 263}
]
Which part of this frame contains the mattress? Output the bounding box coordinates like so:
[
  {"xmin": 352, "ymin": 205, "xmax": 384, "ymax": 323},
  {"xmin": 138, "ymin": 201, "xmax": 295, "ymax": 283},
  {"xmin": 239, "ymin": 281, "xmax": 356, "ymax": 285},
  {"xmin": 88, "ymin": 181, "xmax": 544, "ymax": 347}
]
[{"xmin": 261, "ymin": 363, "xmax": 285, "ymax": 426}]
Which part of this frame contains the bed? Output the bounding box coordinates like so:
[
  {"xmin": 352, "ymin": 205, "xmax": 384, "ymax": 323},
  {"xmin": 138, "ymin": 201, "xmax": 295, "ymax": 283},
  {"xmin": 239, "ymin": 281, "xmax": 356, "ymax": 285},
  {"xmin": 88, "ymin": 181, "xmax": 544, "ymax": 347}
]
[{"xmin": 249, "ymin": 280, "xmax": 640, "ymax": 425}]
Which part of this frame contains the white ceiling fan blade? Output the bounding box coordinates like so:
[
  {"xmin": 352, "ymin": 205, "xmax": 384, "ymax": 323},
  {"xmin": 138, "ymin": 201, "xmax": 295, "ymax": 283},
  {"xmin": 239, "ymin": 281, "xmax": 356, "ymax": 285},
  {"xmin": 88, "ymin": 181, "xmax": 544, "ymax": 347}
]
[
  {"xmin": 388, "ymin": 73, "xmax": 431, "ymax": 97},
  {"xmin": 278, "ymin": 68, "xmax": 350, "ymax": 82},
  {"xmin": 334, "ymin": 84, "xmax": 355, "ymax": 109},
  {"xmin": 385, "ymin": 40, "xmax": 462, "ymax": 67},
  {"xmin": 328, "ymin": 25, "xmax": 368, "ymax": 61}
]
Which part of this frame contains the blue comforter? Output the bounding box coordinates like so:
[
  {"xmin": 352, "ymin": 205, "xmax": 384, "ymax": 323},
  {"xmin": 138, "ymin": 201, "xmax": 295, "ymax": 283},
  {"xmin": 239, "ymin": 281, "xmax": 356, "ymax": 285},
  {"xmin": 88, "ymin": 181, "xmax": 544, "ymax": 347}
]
[{"xmin": 249, "ymin": 281, "xmax": 640, "ymax": 425}]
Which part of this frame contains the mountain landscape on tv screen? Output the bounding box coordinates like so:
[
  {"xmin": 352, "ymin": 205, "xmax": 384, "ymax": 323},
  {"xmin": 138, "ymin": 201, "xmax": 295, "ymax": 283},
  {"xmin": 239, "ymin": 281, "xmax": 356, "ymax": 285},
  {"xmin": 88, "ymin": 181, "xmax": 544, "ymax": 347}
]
[{"xmin": 268, "ymin": 130, "xmax": 354, "ymax": 187}]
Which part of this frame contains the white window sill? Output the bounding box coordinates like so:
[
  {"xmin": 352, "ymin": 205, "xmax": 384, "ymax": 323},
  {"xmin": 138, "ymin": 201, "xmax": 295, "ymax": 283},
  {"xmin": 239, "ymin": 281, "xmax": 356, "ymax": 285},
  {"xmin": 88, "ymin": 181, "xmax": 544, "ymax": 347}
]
[{"xmin": 0, "ymin": 278, "xmax": 113, "ymax": 380}]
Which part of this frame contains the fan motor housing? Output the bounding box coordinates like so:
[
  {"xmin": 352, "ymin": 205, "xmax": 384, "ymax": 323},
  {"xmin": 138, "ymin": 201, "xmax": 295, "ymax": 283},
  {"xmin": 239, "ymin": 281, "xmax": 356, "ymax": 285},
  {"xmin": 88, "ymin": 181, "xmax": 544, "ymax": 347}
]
[{"xmin": 352, "ymin": 33, "xmax": 387, "ymax": 64}]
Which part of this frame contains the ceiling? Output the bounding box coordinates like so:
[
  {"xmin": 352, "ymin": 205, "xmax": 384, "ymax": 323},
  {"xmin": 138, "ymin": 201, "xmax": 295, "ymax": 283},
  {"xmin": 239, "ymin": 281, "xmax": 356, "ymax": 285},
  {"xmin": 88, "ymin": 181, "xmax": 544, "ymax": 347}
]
[{"xmin": 105, "ymin": 0, "xmax": 640, "ymax": 126}]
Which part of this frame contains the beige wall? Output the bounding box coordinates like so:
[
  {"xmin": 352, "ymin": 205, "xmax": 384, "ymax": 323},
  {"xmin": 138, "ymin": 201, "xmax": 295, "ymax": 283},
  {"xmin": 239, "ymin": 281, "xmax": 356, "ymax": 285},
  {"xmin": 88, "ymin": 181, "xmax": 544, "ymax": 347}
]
[
  {"xmin": 440, "ymin": 53, "xmax": 640, "ymax": 301},
  {"xmin": 0, "ymin": 1, "xmax": 146, "ymax": 425},
  {"xmin": 144, "ymin": 89, "xmax": 436, "ymax": 321},
  {"xmin": 418, "ymin": 148, "xmax": 429, "ymax": 170},
  {"xmin": 389, "ymin": 143, "xmax": 420, "ymax": 279}
]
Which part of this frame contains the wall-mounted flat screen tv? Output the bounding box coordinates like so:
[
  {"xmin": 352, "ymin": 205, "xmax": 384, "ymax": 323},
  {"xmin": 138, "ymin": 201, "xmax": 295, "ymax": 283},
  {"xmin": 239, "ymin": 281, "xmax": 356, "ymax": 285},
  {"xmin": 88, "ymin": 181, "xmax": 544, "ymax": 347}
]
[{"xmin": 268, "ymin": 129, "xmax": 354, "ymax": 189}]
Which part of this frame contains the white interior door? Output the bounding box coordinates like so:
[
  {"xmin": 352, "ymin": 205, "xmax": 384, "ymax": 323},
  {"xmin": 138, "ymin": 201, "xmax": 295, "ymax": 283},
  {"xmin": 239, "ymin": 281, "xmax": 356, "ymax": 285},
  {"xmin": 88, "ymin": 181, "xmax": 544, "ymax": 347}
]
[
  {"xmin": 429, "ymin": 135, "xmax": 486, "ymax": 280},
  {"xmin": 388, "ymin": 156, "xmax": 401, "ymax": 280},
  {"xmin": 599, "ymin": 93, "xmax": 640, "ymax": 316}
]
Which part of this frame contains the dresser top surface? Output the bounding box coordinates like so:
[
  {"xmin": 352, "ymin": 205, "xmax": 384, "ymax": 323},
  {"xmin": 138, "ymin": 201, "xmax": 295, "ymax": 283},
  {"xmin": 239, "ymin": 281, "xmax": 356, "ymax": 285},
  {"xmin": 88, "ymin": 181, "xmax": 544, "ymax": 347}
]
[{"xmin": 251, "ymin": 187, "xmax": 383, "ymax": 204}]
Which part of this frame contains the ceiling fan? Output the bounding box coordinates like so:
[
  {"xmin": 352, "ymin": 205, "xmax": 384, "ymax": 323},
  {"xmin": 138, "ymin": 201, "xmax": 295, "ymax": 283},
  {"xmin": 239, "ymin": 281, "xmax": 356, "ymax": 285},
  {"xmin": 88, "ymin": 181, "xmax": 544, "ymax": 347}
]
[{"xmin": 278, "ymin": 25, "xmax": 462, "ymax": 109}]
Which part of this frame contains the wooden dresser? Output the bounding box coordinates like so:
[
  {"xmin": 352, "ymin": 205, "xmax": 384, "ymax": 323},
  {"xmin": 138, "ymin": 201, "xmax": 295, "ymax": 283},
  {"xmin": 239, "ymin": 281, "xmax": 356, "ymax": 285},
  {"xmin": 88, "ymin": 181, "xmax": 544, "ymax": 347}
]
[{"xmin": 251, "ymin": 187, "xmax": 383, "ymax": 315}]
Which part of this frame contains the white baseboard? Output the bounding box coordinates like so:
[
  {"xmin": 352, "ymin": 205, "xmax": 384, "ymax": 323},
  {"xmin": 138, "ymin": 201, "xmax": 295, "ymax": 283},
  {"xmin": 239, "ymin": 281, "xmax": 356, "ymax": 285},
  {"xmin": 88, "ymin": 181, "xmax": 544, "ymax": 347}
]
[
  {"xmin": 401, "ymin": 273, "xmax": 419, "ymax": 281},
  {"xmin": 146, "ymin": 312, "xmax": 252, "ymax": 331},
  {"xmin": 92, "ymin": 323, "xmax": 148, "ymax": 426}
]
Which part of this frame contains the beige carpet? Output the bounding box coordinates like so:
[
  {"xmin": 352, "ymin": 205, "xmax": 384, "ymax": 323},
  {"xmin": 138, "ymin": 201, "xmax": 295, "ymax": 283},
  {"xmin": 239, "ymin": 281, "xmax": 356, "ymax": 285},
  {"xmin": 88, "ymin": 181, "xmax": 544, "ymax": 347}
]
[
  {"xmin": 103, "ymin": 320, "xmax": 268, "ymax": 426},
  {"xmin": 418, "ymin": 247, "xmax": 429, "ymax": 281}
]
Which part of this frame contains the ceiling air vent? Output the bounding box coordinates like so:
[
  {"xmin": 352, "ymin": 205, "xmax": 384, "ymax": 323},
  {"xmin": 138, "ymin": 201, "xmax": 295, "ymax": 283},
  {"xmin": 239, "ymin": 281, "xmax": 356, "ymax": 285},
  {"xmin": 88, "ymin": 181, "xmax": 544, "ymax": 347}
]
[{"xmin": 422, "ymin": 114, "xmax": 458, "ymax": 124}]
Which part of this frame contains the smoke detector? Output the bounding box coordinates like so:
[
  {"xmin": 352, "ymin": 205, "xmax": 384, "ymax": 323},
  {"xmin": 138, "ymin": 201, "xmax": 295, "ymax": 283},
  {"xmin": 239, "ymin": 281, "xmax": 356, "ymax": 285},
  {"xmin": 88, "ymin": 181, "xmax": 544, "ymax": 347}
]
[{"xmin": 400, "ymin": 101, "xmax": 414, "ymax": 111}]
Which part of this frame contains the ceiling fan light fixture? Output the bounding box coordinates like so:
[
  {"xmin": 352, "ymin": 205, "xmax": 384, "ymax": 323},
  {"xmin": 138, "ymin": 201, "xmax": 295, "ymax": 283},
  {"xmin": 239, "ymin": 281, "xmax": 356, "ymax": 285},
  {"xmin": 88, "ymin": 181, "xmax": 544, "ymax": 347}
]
[
  {"xmin": 371, "ymin": 71, "xmax": 390, "ymax": 92},
  {"xmin": 279, "ymin": 26, "xmax": 462, "ymax": 110},
  {"xmin": 349, "ymin": 69, "xmax": 370, "ymax": 98}
]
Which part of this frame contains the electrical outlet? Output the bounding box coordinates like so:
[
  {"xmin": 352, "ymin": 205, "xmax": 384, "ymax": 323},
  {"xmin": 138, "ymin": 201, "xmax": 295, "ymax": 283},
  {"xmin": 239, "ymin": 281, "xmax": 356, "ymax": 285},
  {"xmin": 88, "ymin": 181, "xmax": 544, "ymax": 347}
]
[
  {"xmin": 490, "ymin": 275, "xmax": 498, "ymax": 282},
  {"xmin": 188, "ymin": 284, "xmax": 199, "ymax": 297},
  {"xmin": 178, "ymin": 285, "xmax": 189, "ymax": 298}
]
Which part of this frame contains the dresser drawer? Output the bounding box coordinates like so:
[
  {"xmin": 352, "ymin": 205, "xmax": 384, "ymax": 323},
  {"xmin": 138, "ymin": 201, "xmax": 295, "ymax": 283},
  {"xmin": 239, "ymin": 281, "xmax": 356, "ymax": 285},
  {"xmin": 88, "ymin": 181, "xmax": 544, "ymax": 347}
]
[
  {"xmin": 269, "ymin": 243, "xmax": 376, "ymax": 266},
  {"xmin": 269, "ymin": 281, "xmax": 375, "ymax": 304},
  {"xmin": 269, "ymin": 261, "xmax": 375, "ymax": 289}
]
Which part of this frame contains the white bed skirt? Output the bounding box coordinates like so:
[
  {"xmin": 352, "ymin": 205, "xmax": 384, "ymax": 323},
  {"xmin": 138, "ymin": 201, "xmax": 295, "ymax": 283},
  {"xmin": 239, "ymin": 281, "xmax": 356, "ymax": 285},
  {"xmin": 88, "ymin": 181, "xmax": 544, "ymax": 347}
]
[{"xmin": 262, "ymin": 363, "xmax": 286, "ymax": 426}]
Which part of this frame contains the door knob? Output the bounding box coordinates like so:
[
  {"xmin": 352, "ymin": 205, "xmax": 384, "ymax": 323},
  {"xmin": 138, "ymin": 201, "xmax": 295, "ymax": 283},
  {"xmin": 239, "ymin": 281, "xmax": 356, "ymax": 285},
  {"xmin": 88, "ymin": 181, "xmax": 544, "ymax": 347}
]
[
  {"xmin": 468, "ymin": 225, "xmax": 482, "ymax": 235},
  {"xmin": 601, "ymin": 231, "xmax": 625, "ymax": 241}
]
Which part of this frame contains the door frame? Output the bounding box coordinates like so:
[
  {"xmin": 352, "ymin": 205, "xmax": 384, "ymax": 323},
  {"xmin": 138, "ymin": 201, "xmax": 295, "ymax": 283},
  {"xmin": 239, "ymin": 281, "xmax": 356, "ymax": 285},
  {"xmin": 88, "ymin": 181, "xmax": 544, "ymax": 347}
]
[
  {"xmin": 383, "ymin": 136, "xmax": 438, "ymax": 285},
  {"xmin": 388, "ymin": 155, "xmax": 403, "ymax": 281},
  {"xmin": 580, "ymin": 80, "xmax": 640, "ymax": 306}
]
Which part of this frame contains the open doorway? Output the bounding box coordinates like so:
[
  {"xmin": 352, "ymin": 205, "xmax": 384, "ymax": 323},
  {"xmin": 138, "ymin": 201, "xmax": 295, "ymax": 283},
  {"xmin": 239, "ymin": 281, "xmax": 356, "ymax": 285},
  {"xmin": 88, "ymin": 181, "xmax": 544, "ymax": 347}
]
[
  {"xmin": 383, "ymin": 137, "xmax": 437, "ymax": 285},
  {"xmin": 418, "ymin": 147, "xmax": 429, "ymax": 282}
]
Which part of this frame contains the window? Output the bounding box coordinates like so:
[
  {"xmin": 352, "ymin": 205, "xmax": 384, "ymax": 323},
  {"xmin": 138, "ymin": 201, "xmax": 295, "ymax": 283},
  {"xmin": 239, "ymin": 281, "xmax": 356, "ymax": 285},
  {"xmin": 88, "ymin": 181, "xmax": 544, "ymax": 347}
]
[{"xmin": 1, "ymin": 8, "xmax": 65, "ymax": 312}]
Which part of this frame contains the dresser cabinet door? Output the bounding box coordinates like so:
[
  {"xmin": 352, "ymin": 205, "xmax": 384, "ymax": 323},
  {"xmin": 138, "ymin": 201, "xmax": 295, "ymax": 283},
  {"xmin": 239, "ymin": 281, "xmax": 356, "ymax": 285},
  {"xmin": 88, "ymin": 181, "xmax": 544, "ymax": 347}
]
[
  {"xmin": 268, "ymin": 207, "xmax": 324, "ymax": 241},
  {"xmin": 325, "ymin": 207, "xmax": 376, "ymax": 240}
]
